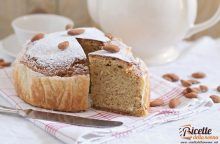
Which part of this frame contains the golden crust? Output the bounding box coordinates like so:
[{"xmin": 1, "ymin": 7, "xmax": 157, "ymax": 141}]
[{"xmin": 13, "ymin": 61, "xmax": 90, "ymax": 112}]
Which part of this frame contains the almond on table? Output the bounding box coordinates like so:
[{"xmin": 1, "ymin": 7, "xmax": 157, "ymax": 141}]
[
  {"xmin": 210, "ymin": 95, "xmax": 220, "ymax": 103},
  {"xmin": 217, "ymin": 86, "xmax": 220, "ymax": 92},
  {"xmin": 180, "ymin": 80, "xmax": 192, "ymax": 87},
  {"xmin": 0, "ymin": 59, "xmax": 11, "ymax": 69},
  {"xmin": 162, "ymin": 73, "xmax": 179, "ymax": 82},
  {"xmin": 182, "ymin": 87, "xmax": 200, "ymax": 95},
  {"xmin": 191, "ymin": 72, "xmax": 206, "ymax": 79},
  {"xmin": 150, "ymin": 98, "xmax": 164, "ymax": 107},
  {"xmin": 169, "ymin": 98, "xmax": 181, "ymax": 108},
  {"xmin": 184, "ymin": 92, "xmax": 198, "ymax": 98},
  {"xmin": 187, "ymin": 79, "xmax": 200, "ymax": 84},
  {"xmin": 199, "ymin": 85, "xmax": 208, "ymax": 93}
]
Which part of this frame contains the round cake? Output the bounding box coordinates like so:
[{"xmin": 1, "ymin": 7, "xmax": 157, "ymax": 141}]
[{"xmin": 13, "ymin": 27, "xmax": 150, "ymax": 116}]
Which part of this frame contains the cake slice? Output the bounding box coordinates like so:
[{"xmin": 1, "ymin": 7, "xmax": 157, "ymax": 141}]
[{"xmin": 88, "ymin": 40, "xmax": 150, "ymax": 116}]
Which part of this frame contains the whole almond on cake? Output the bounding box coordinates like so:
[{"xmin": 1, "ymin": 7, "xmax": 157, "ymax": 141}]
[
  {"xmin": 102, "ymin": 44, "xmax": 120, "ymax": 53},
  {"xmin": 58, "ymin": 41, "xmax": 69, "ymax": 50},
  {"xmin": 31, "ymin": 33, "xmax": 44, "ymax": 42},
  {"xmin": 67, "ymin": 28, "xmax": 85, "ymax": 36}
]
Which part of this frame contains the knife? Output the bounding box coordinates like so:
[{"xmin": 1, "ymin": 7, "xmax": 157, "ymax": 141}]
[{"xmin": 0, "ymin": 105, "xmax": 123, "ymax": 128}]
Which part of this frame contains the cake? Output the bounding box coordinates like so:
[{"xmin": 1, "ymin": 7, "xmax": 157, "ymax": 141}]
[
  {"xmin": 13, "ymin": 27, "xmax": 150, "ymax": 116},
  {"xmin": 89, "ymin": 39, "xmax": 150, "ymax": 116}
]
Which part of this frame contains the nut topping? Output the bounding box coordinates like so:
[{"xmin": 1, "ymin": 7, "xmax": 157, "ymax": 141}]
[
  {"xmin": 31, "ymin": 33, "xmax": 44, "ymax": 42},
  {"xmin": 58, "ymin": 41, "xmax": 69, "ymax": 50},
  {"xmin": 105, "ymin": 33, "xmax": 114, "ymax": 40},
  {"xmin": 67, "ymin": 28, "xmax": 85, "ymax": 36},
  {"xmin": 102, "ymin": 44, "xmax": 120, "ymax": 53}
]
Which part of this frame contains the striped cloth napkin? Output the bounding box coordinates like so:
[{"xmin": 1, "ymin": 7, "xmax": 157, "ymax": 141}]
[{"xmin": 0, "ymin": 67, "xmax": 213, "ymax": 144}]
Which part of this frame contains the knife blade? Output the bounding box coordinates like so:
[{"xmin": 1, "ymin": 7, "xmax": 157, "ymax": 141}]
[{"xmin": 0, "ymin": 105, "xmax": 123, "ymax": 128}]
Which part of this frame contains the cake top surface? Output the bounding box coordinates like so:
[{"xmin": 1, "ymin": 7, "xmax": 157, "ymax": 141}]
[
  {"xmin": 24, "ymin": 27, "xmax": 109, "ymax": 68},
  {"xmin": 20, "ymin": 27, "xmax": 145, "ymax": 77},
  {"xmin": 20, "ymin": 27, "xmax": 110, "ymax": 76}
]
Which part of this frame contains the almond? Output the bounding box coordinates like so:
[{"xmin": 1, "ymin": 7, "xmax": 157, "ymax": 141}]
[
  {"xmin": 180, "ymin": 80, "xmax": 192, "ymax": 87},
  {"xmin": 67, "ymin": 28, "xmax": 85, "ymax": 36},
  {"xmin": 162, "ymin": 73, "xmax": 179, "ymax": 82},
  {"xmin": 191, "ymin": 72, "xmax": 206, "ymax": 79},
  {"xmin": 182, "ymin": 87, "xmax": 200, "ymax": 95},
  {"xmin": 217, "ymin": 86, "xmax": 220, "ymax": 92},
  {"xmin": 184, "ymin": 92, "xmax": 198, "ymax": 98},
  {"xmin": 210, "ymin": 95, "xmax": 220, "ymax": 103},
  {"xmin": 150, "ymin": 99, "xmax": 164, "ymax": 107},
  {"xmin": 103, "ymin": 44, "xmax": 120, "ymax": 53},
  {"xmin": 58, "ymin": 41, "xmax": 69, "ymax": 50},
  {"xmin": 31, "ymin": 33, "xmax": 44, "ymax": 42},
  {"xmin": 0, "ymin": 60, "xmax": 11, "ymax": 69},
  {"xmin": 1, "ymin": 62, "xmax": 11, "ymax": 67},
  {"xmin": 162, "ymin": 75, "xmax": 172, "ymax": 82},
  {"xmin": 199, "ymin": 85, "xmax": 208, "ymax": 93},
  {"xmin": 169, "ymin": 98, "xmax": 181, "ymax": 108},
  {"xmin": 188, "ymin": 79, "xmax": 200, "ymax": 84},
  {"xmin": 105, "ymin": 33, "xmax": 114, "ymax": 40},
  {"xmin": 65, "ymin": 24, "xmax": 74, "ymax": 30},
  {"xmin": 191, "ymin": 87, "xmax": 201, "ymax": 93}
]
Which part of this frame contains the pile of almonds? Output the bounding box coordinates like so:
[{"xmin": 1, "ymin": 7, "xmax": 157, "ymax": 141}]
[
  {"xmin": 150, "ymin": 72, "xmax": 220, "ymax": 109},
  {"xmin": 0, "ymin": 59, "xmax": 11, "ymax": 69}
]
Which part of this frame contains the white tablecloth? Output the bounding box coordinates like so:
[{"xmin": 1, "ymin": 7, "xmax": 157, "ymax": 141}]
[{"xmin": 0, "ymin": 37, "xmax": 220, "ymax": 144}]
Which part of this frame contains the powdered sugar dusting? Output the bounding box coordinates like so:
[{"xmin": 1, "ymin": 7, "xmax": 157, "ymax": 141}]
[
  {"xmin": 23, "ymin": 28, "xmax": 110, "ymax": 75},
  {"xmin": 76, "ymin": 27, "xmax": 109, "ymax": 42},
  {"xmin": 25, "ymin": 31, "xmax": 86, "ymax": 68},
  {"xmin": 21, "ymin": 27, "xmax": 144, "ymax": 76}
]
